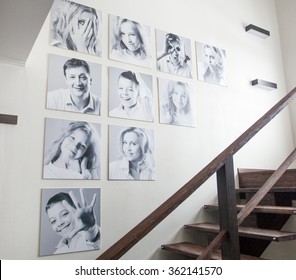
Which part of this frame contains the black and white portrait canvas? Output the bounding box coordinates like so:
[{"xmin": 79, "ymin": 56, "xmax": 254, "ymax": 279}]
[
  {"xmin": 39, "ymin": 188, "xmax": 101, "ymax": 256},
  {"xmin": 158, "ymin": 78, "xmax": 197, "ymax": 127},
  {"xmin": 50, "ymin": 0, "xmax": 102, "ymax": 56},
  {"xmin": 109, "ymin": 14, "xmax": 152, "ymax": 68},
  {"xmin": 43, "ymin": 118, "xmax": 101, "ymax": 180},
  {"xmin": 156, "ymin": 29, "xmax": 192, "ymax": 78},
  {"xmin": 109, "ymin": 66, "xmax": 153, "ymax": 122},
  {"xmin": 196, "ymin": 42, "xmax": 228, "ymax": 86},
  {"xmin": 46, "ymin": 53, "xmax": 102, "ymax": 115},
  {"xmin": 109, "ymin": 125, "xmax": 155, "ymax": 181}
]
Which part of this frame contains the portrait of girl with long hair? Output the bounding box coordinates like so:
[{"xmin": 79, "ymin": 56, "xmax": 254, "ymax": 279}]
[
  {"xmin": 43, "ymin": 118, "xmax": 101, "ymax": 179},
  {"xmin": 109, "ymin": 14, "xmax": 152, "ymax": 68},
  {"xmin": 196, "ymin": 41, "xmax": 227, "ymax": 86},
  {"xmin": 158, "ymin": 78, "xmax": 197, "ymax": 127}
]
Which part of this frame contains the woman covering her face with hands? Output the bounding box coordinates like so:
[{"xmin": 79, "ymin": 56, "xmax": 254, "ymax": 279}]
[{"xmin": 50, "ymin": 0, "xmax": 102, "ymax": 56}]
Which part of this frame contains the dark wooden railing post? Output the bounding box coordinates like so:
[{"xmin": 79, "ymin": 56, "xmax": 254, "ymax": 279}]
[{"xmin": 216, "ymin": 156, "xmax": 240, "ymax": 259}]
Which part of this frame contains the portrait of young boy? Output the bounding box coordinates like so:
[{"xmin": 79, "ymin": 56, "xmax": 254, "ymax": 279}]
[{"xmin": 39, "ymin": 188, "xmax": 101, "ymax": 256}]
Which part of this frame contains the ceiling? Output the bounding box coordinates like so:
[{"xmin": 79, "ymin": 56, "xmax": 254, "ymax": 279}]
[{"xmin": 0, "ymin": 0, "xmax": 54, "ymax": 65}]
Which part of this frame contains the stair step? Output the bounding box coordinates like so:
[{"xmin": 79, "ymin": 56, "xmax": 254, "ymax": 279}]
[
  {"xmin": 238, "ymin": 168, "xmax": 296, "ymax": 188},
  {"xmin": 184, "ymin": 223, "xmax": 296, "ymax": 241},
  {"xmin": 204, "ymin": 204, "xmax": 296, "ymax": 215},
  {"xmin": 236, "ymin": 187, "xmax": 296, "ymax": 193},
  {"xmin": 161, "ymin": 242, "xmax": 265, "ymax": 260}
]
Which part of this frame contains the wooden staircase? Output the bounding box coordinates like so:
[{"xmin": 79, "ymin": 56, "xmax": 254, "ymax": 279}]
[
  {"xmin": 97, "ymin": 88, "xmax": 296, "ymax": 260},
  {"xmin": 161, "ymin": 168, "xmax": 296, "ymax": 259}
]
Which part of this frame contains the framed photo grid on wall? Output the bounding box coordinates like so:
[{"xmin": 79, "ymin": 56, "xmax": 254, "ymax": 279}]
[{"xmin": 38, "ymin": 0, "xmax": 235, "ymax": 258}]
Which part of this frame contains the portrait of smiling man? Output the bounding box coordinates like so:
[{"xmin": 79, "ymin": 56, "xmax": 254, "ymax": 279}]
[{"xmin": 46, "ymin": 54, "xmax": 102, "ymax": 115}]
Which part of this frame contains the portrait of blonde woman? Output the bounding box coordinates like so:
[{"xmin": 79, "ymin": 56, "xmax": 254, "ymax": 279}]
[
  {"xmin": 158, "ymin": 78, "xmax": 197, "ymax": 127},
  {"xmin": 43, "ymin": 118, "xmax": 101, "ymax": 180},
  {"xmin": 109, "ymin": 14, "xmax": 152, "ymax": 68},
  {"xmin": 50, "ymin": 0, "xmax": 102, "ymax": 56},
  {"xmin": 196, "ymin": 41, "xmax": 227, "ymax": 86},
  {"xmin": 109, "ymin": 125, "xmax": 155, "ymax": 180}
]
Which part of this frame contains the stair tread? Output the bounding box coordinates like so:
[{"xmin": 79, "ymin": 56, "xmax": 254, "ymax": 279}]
[
  {"xmin": 204, "ymin": 204, "xmax": 296, "ymax": 215},
  {"xmin": 238, "ymin": 168, "xmax": 296, "ymax": 188},
  {"xmin": 161, "ymin": 242, "xmax": 265, "ymax": 260},
  {"xmin": 185, "ymin": 223, "xmax": 296, "ymax": 241},
  {"xmin": 236, "ymin": 187, "xmax": 296, "ymax": 193}
]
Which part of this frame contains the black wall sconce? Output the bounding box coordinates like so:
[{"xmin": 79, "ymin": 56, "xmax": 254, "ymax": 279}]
[
  {"xmin": 245, "ymin": 24, "xmax": 270, "ymax": 38},
  {"xmin": 0, "ymin": 113, "xmax": 18, "ymax": 125},
  {"xmin": 251, "ymin": 79, "xmax": 277, "ymax": 90}
]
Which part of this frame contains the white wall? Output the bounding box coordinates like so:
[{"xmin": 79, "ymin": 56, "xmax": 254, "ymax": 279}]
[
  {"xmin": 0, "ymin": 0, "xmax": 295, "ymax": 260},
  {"xmin": 258, "ymin": 0, "xmax": 296, "ymax": 260},
  {"xmin": 276, "ymin": 0, "xmax": 296, "ymax": 143}
]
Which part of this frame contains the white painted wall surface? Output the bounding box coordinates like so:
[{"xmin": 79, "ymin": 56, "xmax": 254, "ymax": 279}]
[
  {"xmin": 0, "ymin": 0, "xmax": 295, "ymax": 259},
  {"xmin": 259, "ymin": 0, "xmax": 296, "ymax": 260},
  {"xmin": 276, "ymin": 0, "xmax": 296, "ymax": 143}
]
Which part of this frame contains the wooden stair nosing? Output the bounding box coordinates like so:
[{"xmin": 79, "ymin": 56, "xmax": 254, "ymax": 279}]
[
  {"xmin": 161, "ymin": 242, "xmax": 265, "ymax": 260},
  {"xmin": 236, "ymin": 187, "xmax": 296, "ymax": 193},
  {"xmin": 204, "ymin": 204, "xmax": 296, "ymax": 215},
  {"xmin": 238, "ymin": 168, "xmax": 296, "ymax": 173},
  {"xmin": 237, "ymin": 168, "xmax": 296, "ymax": 188},
  {"xmin": 184, "ymin": 223, "xmax": 296, "ymax": 242}
]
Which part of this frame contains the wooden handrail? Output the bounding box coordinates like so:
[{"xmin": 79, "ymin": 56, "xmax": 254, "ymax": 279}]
[{"xmin": 97, "ymin": 87, "xmax": 296, "ymax": 260}]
